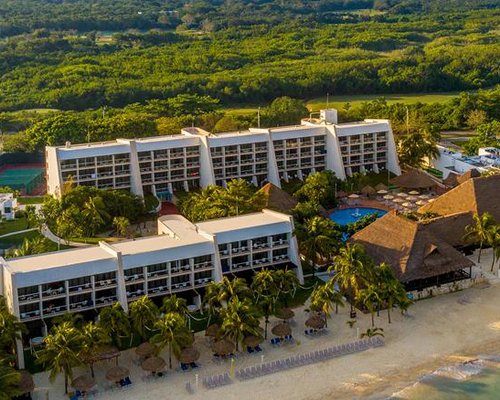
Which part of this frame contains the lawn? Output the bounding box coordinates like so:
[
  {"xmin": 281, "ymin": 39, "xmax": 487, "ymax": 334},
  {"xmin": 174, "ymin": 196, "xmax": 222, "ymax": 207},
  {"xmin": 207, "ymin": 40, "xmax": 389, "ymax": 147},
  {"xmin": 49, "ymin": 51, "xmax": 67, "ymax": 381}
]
[
  {"xmin": 17, "ymin": 196, "xmax": 44, "ymax": 205},
  {"xmin": 0, "ymin": 230, "xmax": 68, "ymax": 252},
  {"xmin": 0, "ymin": 217, "xmax": 28, "ymax": 236}
]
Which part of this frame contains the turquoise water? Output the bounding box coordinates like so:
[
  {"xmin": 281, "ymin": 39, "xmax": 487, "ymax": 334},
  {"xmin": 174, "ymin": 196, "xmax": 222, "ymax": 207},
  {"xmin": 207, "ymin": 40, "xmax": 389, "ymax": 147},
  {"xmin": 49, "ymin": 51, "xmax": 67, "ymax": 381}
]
[
  {"xmin": 329, "ymin": 207, "xmax": 387, "ymax": 226},
  {"xmin": 391, "ymin": 358, "xmax": 500, "ymax": 400}
]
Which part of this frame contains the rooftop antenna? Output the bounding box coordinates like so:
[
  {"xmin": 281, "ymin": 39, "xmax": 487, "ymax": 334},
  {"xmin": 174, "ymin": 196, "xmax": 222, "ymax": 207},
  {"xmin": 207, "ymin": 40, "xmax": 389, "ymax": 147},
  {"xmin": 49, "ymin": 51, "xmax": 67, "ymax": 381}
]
[{"xmin": 257, "ymin": 107, "xmax": 261, "ymax": 128}]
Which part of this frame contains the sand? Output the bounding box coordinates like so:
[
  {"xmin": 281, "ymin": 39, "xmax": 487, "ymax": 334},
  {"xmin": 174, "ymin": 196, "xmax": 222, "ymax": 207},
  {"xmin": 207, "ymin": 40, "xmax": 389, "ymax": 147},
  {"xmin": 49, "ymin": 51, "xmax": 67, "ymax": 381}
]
[{"xmin": 31, "ymin": 249, "xmax": 500, "ymax": 400}]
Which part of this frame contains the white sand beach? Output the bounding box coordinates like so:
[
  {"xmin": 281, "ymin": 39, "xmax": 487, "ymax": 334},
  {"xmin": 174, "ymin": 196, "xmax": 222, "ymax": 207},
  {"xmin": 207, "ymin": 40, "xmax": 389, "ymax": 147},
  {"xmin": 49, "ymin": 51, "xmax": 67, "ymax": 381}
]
[{"xmin": 32, "ymin": 249, "xmax": 500, "ymax": 400}]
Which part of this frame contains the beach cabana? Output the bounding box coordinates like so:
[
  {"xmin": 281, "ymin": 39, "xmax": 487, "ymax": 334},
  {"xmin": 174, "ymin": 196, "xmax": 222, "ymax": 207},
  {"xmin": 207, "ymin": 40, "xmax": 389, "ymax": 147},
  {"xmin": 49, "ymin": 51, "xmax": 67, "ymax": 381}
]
[
  {"xmin": 390, "ymin": 168, "xmax": 438, "ymax": 190},
  {"xmin": 276, "ymin": 307, "xmax": 295, "ymax": 320},
  {"xmin": 106, "ymin": 366, "xmax": 129, "ymax": 383},
  {"xmin": 212, "ymin": 339, "xmax": 235, "ymax": 356},
  {"xmin": 305, "ymin": 314, "xmax": 326, "ymax": 330},
  {"xmin": 442, "ymin": 173, "xmax": 459, "ymax": 188},
  {"xmin": 271, "ymin": 323, "xmax": 291, "ymax": 338},
  {"xmin": 179, "ymin": 347, "xmax": 200, "ymax": 364},
  {"xmin": 351, "ymin": 212, "xmax": 474, "ymax": 291},
  {"xmin": 243, "ymin": 335, "xmax": 264, "ymax": 348},
  {"xmin": 141, "ymin": 356, "xmax": 166, "ymax": 373}
]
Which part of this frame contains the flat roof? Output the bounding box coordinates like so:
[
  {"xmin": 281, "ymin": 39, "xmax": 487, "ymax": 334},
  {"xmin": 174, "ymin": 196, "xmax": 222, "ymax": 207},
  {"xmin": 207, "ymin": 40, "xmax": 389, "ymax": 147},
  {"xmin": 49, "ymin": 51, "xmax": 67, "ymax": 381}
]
[
  {"xmin": 6, "ymin": 246, "xmax": 113, "ymax": 274},
  {"xmin": 196, "ymin": 211, "xmax": 289, "ymax": 234}
]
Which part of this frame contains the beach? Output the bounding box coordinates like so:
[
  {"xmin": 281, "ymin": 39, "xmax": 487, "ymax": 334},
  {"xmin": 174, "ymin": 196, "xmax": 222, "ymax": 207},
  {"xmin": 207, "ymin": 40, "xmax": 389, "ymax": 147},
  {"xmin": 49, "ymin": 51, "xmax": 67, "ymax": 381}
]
[{"xmin": 32, "ymin": 250, "xmax": 500, "ymax": 400}]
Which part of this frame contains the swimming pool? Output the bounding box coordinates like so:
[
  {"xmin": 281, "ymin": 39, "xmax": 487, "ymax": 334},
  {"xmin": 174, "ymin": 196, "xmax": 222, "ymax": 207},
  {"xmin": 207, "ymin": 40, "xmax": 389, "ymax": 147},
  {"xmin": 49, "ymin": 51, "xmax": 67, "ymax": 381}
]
[{"xmin": 329, "ymin": 207, "xmax": 387, "ymax": 226}]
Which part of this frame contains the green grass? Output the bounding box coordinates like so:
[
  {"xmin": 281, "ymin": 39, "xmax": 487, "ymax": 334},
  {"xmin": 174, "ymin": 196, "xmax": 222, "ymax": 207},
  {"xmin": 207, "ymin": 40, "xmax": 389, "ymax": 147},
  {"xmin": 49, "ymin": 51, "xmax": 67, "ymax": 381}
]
[
  {"xmin": 0, "ymin": 217, "xmax": 28, "ymax": 235},
  {"xmin": 17, "ymin": 196, "xmax": 44, "ymax": 205},
  {"xmin": 0, "ymin": 230, "xmax": 68, "ymax": 252},
  {"xmin": 9, "ymin": 108, "xmax": 60, "ymax": 115}
]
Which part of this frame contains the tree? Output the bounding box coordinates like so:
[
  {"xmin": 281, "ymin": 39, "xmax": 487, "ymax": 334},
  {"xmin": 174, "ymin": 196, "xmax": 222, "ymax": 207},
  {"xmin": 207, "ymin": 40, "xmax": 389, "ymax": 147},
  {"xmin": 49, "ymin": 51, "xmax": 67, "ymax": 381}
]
[
  {"xmin": 113, "ymin": 216, "xmax": 130, "ymax": 237},
  {"xmin": 295, "ymin": 216, "xmax": 342, "ymax": 272},
  {"xmin": 487, "ymin": 225, "xmax": 500, "ymax": 272},
  {"xmin": 129, "ymin": 296, "xmax": 159, "ymax": 341},
  {"xmin": 0, "ymin": 296, "xmax": 27, "ymax": 364},
  {"xmin": 0, "ymin": 361, "xmax": 21, "ymax": 400},
  {"xmin": 467, "ymin": 109, "xmax": 488, "ymax": 129},
  {"xmin": 309, "ymin": 281, "xmax": 344, "ymax": 326},
  {"xmin": 204, "ymin": 276, "xmax": 252, "ymax": 312},
  {"xmin": 261, "ymin": 97, "xmax": 308, "ymax": 127},
  {"xmin": 98, "ymin": 302, "xmax": 131, "ymax": 349},
  {"xmin": 294, "ymin": 171, "xmax": 338, "ymax": 208},
  {"xmin": 150, "ymin": 312, "xmax": 192, "ymax": 369},
  {"xmin": 24, "ymin": 205, "xmax": 41, "ymax": 230},
  {"xmin": 221, "ymin": 179, "xmax": 266, "ymax": 216},
  {"xmin": 358, "ymin": 285, "xmax": 382, "ymax": 327},
  {"xmin": 213, "ymin": 115, "xmax": 240, "ymax": 133},
  {"xmin": 464, "ymin": 212, "xmax": 497, "ymax": 263},
  {"xmin": 36, "ymin": 321, "xmax": 82, "ymax": 394},
  {"xmin": 252, "ymin": 269, "xmax": 279, "ymax": 339},
  {"xmin": 462, "ymin": 121, "xmax": 500, "ymax": 156},
  {"xmin": 161, "ymin": 294, "xmax": 188, "ymax": 317},
  {"xmin": 375, "ymin": 262, "xmax": 409, "ymax": 323},
  {"xmin": 55, "ymin": 206, "xmax": 83, "ymax": 244},
  {"xmin": 82, "ymin": 196, "xmax": 110, "ymax": 235},
  {"xmin": 79, "ymin": 321, "xmax": 111, "ymax": 377},
  {"xmin": 397, "ymin": 129, "xmax": 440, "ymax": 168},
  {"xmin": 274, "ymin": 268, "xmax": 300, "ymax": 307},
  {"xmin": 292, "ymin": 201, "xmax": 320, "ymax": 224},
  {"xmin": 220, "ymin": 297, "xmax": 262, "ymax": 351},
  {"xmin": 10, "ymin": 237, "xmax": 50, "ymax": 258}
]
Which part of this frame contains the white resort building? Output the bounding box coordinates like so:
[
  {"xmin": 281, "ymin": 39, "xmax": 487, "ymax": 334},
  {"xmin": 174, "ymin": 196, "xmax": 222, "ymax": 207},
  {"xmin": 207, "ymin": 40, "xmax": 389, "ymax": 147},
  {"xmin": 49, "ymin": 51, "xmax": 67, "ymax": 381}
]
[
  {"xmin": 0, "ymin": 193, "xmax": 17, "ymax": 220},
  {"xmin": 46, "ymin": 109, "xmax": 401, "ymax": 199},
  {"xmin": 0, "ymin": 210, "xmax": 301, "ymax": 366}
]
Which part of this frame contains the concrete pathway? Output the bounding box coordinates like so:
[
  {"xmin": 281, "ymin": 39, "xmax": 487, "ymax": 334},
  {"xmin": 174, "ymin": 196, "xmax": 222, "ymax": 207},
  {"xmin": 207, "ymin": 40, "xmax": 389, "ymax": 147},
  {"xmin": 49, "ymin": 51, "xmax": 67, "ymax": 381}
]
[{"xmin": 40, "ymin": 225, "xmax": 92, "ymax": 248}]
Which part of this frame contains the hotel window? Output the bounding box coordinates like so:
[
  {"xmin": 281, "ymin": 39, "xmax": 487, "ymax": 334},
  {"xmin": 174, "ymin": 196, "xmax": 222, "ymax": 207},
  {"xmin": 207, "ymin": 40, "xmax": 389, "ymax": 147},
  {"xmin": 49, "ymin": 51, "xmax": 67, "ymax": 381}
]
[
  {"xmin": 114, "ymin": 154, "xmax": 130, "ymax": 164},
  {"xmin": 154, "ymin": 149, "xmax": 168, "ymax": 159},
  {"xmin": 240, "ymin": 144, "xmax": 253, "ymax": 153},
  {"xmin": 186, "ymin": 146, "xmax": 199, "ymax": 156}
]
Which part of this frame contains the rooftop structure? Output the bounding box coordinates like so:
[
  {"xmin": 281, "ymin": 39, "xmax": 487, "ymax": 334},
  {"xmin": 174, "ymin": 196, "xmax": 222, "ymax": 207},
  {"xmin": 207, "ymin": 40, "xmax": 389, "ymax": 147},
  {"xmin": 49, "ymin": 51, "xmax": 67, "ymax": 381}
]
[
  {"xmin": 430, "ymin": 145, "xmax": 500, "ymax": 180},
  {"xmin": 46, "ymin": 109, "xmax": 401, "ymax": 198},
  {"xmin": 0, "ymin": 193, "xmax": 17, "ymax": 220}
]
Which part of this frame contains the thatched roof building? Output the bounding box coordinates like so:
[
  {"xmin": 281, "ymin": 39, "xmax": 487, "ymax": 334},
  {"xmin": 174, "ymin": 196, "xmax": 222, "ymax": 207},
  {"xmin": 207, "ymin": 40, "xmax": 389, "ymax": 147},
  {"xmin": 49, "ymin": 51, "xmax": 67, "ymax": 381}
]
[
  {"xmin": 442, "ymin": 173, "xmax": 459, "ymax": 188},
  {"xmin": 351, "ymin": 212, "xmax": 474, "ymax": 284},
  {"xmin": 390, "ymin": 168, "xmax": 439, "ymax": 189},
  {"xmin": 361, "ymin": 185, "xmax": 376, "ymax": 196},
  {"xmin": 457, "ymin": 168, "xmax": 481, "ymax": 185},
  {"xmin": 258, "ymin": 183, "xmax": 298, "ymax": 213},
  {"xmin": 374, "ymin": 183, "xmax": 388, "ymax": 191},
  {"xmin": 419, "ymin": 175, "xmax": 500, "ymax": 222},
  {"xmin": 421, "ymin": 212, "xmax": 474, "ymax": 247}
]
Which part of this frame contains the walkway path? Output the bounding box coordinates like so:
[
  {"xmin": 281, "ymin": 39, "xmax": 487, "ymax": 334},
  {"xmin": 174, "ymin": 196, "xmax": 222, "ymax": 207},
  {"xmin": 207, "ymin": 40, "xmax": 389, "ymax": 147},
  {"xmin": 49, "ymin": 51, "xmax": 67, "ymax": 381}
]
[
  {"xmin": 0, "ymin": 228, "xmax": 37, "ymax": 239},
  {"xmin": 40, "ymin": 225, "xmax": 92, "ymax": 248}
]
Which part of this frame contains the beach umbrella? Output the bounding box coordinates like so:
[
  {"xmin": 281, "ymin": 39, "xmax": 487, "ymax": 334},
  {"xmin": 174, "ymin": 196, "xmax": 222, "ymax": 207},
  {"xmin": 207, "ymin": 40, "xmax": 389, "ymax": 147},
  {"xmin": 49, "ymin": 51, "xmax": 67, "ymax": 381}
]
[
  {"xmin": 402, "ymin": 202, "xmax": 413, "ymax": 208},
  {"xmin": 17, "ymin": 370, "xmax": 34, "ymax": 394},
  {"xmin": 105, "ymin": 366, "xmax": 129, "ymax": 382},
  {"xmin": 418, "ymin": 194, "xmax": 430, "ymax": 199},
  {"xmin": 135, "ymin": 342, "xmax": 156, "ymax": 358},
  {"xmin": 205, "ymin": 323, "xmax": 220, "ymax": 338},
  {"xmin": 212, "ymin": 339, "xmax": 235, "ymax": 356},
  {"xmin": 141, "ymin": 356, "xmax": 166, "ymax": 372},
  {"xmin": 72, "ymin": 375, "xmax": 96, "ymax": 392},
  {"xmin": 392, "ymin": 198, "xmax": 404, "ymax": 203},
  {"xmin": 271, "ymin": 323, "xmax": 291, "ymax": 337},
  {"xmin": 305, "ymin": 314, "xmax": 326, "ymax": 330},
  {"xmin": 243, "ymin": 335, "xmax": 264, "ymax": 347},
  {"xmin": 377, "ymin": 189, "xmax": 388, "ymax": 195},
  {"xmin": 406, "ymin": 196, "xmax": 418, "ymax": 201},
  {"xmin": 383, "ymin": 194, "xmax": 394, "ymax": 200},
  {"xmin": 348, "ymin": 193, "xmax": 360, "ymax": 199},
  {"xmin": 179, "ymin": 347, "xmax": 200, "ymax": 364},
  {"xmin": 409, "ymin": 190, "xmax": 420, "ymax": 195},
  {"xmin": 415, "ymin": 200, "xmax": 427, "ymax": 206},
  {"xmin": 397, "ymin": 192, "xmax": 408, "ymax": 197},
  {"xmin": 276, "ymin": 307, "xmax": 294, "ymax": 320}
]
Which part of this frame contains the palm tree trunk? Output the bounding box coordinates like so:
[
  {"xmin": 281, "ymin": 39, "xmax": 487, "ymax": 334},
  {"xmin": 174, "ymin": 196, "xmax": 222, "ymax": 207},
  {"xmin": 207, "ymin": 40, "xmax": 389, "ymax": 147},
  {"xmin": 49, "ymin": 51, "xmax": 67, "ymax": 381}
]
[
  {"xmin": 491, "ymin": 253, "xmax": 496, "ymax": 272},
  {"xmin": 478, "ymin": 244, "xmax": 482, "ymax": 263},
  {"xmin": 64, "ymin": 372, "xmax": 68, "ymax": 394},
  {"xmin": 371, "ymin": 311, "xmax": 374, "ymax": 327},
  {"xmin": 264, "ymin": 317, "xmax": 269, "ymax": 339},
  {"xmin": 90, "ymin": 363, "xmax": 95, "ymax": 378},
  {"xmin": 387, "ymin": 306, "xmax": 391, "ymax": 324},
  {"xmin": 168, "ymin": 342, "xmax": 172, "ymax": 369}
]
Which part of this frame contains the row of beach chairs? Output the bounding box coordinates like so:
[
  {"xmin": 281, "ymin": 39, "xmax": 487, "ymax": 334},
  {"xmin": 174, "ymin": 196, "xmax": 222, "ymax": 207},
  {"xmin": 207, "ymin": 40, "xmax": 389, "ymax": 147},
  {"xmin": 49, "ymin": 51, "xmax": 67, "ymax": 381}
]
[
  {"xmin": 203, "ymin": 372, "xmax": 231, "ymax": 389},
  {"xmin": 236, "ymin": 337, "xmax": 384, "ymax": 381}
]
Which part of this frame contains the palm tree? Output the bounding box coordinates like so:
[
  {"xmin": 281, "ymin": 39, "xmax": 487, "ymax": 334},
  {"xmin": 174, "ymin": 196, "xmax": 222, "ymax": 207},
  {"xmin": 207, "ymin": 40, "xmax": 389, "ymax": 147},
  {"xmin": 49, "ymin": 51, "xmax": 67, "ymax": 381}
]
[
  {"xmin": 331, "ymin": 243, "xmax": 373, "ymax": 313},
  {"xmin": 252, "ymin": 269, "xmax": 279, "ymax": 339},
  {"xmin": 0, "ymin": 296, "xmax": 27, "ymax": 364},
  {"xmin": 129, "ymin": 295, "xmax": 159, "ymax": 341},
  {"xmin": 82, "ymin": 196, "xmax": 110, "ymax": 235},
  {"xmin": 98, "ymin": 302, "xmax": 131, "ymax": 349},
  {"xmin": 80, "ymin": 321, "xmax": 111, "ymax": 377},
  {"xmin": 360, "ymin": 327, "xmax": 385, "ymax": 338},
  {"xmin": 487, "ymin": 224, "xmax": 500, "ymax": 272},
  {"xmin": 309, "ymin": 281, "xmax": 344, "ymax": 326},
  {"xmin": 220, "ymin": 297, "xmax": 262, "ymax": 351},
  {"xmin": 150, "ymin": 312, "xmax": 192, "ymax": 369},
  {"xmin": 222, "ymin": 179, "xmax": 266, "ymax": 216},
  {"xmin": 358, "ymin": 285, "xmax": 382, "ymax": 327},
  {"xmin": 0, "ymin": 360, "xmax": 21, "ymax": 400},
  {"xmin": 113, "ymin": 216, "xmax": 130, "ymax": 237},
  {"xmin": 36, "ymin": 321, "xmax": 82, "ymax": 394},
  {"xmin": 10, "ymin": 237, "xmax": 49, "ymax": 258},
  {"xmin": 161, "ymin": 294, "xmax": 188, "ymax": 316},
  {"xmin": 464, "ymin": 212, "xmax": 497, "ymax": 263},
  {"xmin": 274, "ymin": 268, "xmax": 300, "ymax": 307},
  {"xmin": 295, "ymin": 216, "xmax": 341, "ymax": 274},
  {"xmin": 397, "ymin": 129, "xmax": 440, "ymax": 168}
]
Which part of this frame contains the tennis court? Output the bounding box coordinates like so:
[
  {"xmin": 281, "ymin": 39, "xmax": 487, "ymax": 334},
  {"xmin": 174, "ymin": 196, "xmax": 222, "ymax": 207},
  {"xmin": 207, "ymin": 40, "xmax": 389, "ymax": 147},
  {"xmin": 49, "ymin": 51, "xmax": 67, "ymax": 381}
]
[{"xmin": 0, "ymin": 166, "xmax": 45, "ymax": 194}]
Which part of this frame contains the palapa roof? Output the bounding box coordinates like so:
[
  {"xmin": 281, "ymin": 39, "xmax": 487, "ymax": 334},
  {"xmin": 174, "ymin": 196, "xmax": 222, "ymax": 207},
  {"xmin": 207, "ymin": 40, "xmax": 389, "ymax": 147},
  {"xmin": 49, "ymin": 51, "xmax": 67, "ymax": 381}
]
[
  {"xmin": 390, "ymin": 168, "xmax": 439, "ymax": 189},
  {"xmin": 374, "ymin": 183, "xmax": 388, "ymax": 191},
  {"xmin": 258, "ymin": 183, "xmax": 298, "ymax": 213},
  {"xmin": 442, "ymin": 173, "xmax": 459, "ymax": 188},
  {"xmin": 421, "ymin": 212, "xmax": 474, "ymax": 247},
  {"xmin": 351, "ymin": 211, "xmax": 474, "ymax": 283},
  {"xmin": 361, "ymin": 185, "xmax": 376, "ymax": 195},
  {"xmin": 457, "ymin": 168, "xmax": 481, "ymax": 184},
  {"xmin": 419, "ymin": 175, "xmax": 500, "ymax": 222}
]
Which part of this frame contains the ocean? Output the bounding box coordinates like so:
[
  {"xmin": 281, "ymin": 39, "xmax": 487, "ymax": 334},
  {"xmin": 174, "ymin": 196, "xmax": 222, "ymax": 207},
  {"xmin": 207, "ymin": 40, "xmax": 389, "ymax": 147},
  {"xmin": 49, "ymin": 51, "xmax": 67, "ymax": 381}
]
[{"xmin": 390, "ymin": 356, "xmax": 500, "ymax": 399}]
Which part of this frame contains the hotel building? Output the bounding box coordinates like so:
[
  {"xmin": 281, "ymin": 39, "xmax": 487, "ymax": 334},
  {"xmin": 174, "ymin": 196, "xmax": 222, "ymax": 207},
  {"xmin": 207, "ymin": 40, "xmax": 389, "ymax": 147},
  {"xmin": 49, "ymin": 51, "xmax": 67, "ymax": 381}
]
[
  {"xmin": 46, "ymin": 109, "xmax": 401, "ymax": 199},
  {"xmin": 0, "ymin": 210, "xmax": 302, "ymax": 367}
]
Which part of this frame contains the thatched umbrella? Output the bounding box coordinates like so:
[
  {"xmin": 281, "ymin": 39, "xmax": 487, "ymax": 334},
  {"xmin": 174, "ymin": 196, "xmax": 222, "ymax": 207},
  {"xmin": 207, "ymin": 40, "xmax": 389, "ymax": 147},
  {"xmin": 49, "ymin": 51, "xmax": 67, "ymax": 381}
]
[
  {"xmin": 141, "ymin": 356, "xmax": 166, "ymax": 372},
  {"xmin": 212, "ymin": 339, "xmax": 235, "ymax": 356},
  {"xmin": 205, "ymin": 323, "xmax": 220, "ymax": 337},
  {"xmin": 415, "ymin": 200, "xmax": 427, "ymax": 206},
  {"xmin": 348, "ymin": 193, "xmax": 360, "ymax": 199},
  {"xmin": 271, "ymin": 323, "xmax": 291, "ymax": 337},
  {"xmin": 406, "ymin": 196, "xmax": 418, "ymax": 202},
  {"xmin": 72, "ymin": 375, "xmax": 96, "ymax": 392},
  {"xmin": 402, "ymin": 202, "xmax": 414, "ymax": 208},
  {"xmin": 408, "ymin": 190, "xmax": 420, "ymax": 195},
  {"xmin": 419, "ymin": 194, "xmax": 430, "ymax": 199},
  {"xmin": 17, "ymin": 370, "xmax": 34, "ymax": 394},
  {"xmin": 136, "ymin": 342, "xmax": 156, "ymax": 358},
  {"xmin": 105, "ymin": 366, "xmax": 129, "ymax": 382},
  {"xmin": 305, "ymin": 315, "xmax": 326, "ymax": 330},
  {"xmin": 361, "ymin": 185, "xmax": 376, "ymax": 196},
  {"xmin": 243, "ymin": 335, "xmax": 264, "ymax": 347},
  {"xmin": 392, "ymin": 198, "xmax": 404, "ymax": 204},
  {"xmin": 377, "ymin": 189, "xmax": 388, "ymax": 195},
  {"xmin": 374, "ymin": 183, "xmax": 388, "ymax": 191},
  {"xmin": 179, "ymin": 347, "xmax": 200, "ymax": 364},
  {"xmin": 397, "ymin": 192, "xmax": 408, "ymax": 197},
  {"xmin": 276, "ymin": 307, "xmax": 295, "ymax": 320},
  {"xmin": 336, "ymin": 190, "xmax": 348, "ymax": 198},
  {"xmin": 383, "ymin": 194, "xmax": 394, "ymax": 200}
]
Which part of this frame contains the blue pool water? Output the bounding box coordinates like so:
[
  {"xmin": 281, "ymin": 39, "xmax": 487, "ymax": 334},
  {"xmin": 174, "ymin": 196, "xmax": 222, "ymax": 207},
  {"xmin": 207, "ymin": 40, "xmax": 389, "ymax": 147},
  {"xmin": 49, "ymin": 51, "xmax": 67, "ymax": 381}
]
[{"xmin": 329, "ymin": 207, "xmax": 387, "ymax": 226}]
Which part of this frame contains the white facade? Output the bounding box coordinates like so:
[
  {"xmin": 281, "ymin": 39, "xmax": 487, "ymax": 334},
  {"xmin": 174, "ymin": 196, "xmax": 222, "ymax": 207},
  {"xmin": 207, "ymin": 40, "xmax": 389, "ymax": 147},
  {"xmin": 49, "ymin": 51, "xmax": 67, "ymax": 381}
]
[
  {"xmin": 0, "ymin": 193, "xmax": 17, "ymax": 220},
  {"xmin": 46, "ymin": 110, "xmax": 401, "ymax": 198},
  {"xmin": 430, "ymin": 145, "xmax": 500, "ymax": 178},
  {"xmin": 0, "ymin": 210, "xmax": 302, "ymax": 328}
]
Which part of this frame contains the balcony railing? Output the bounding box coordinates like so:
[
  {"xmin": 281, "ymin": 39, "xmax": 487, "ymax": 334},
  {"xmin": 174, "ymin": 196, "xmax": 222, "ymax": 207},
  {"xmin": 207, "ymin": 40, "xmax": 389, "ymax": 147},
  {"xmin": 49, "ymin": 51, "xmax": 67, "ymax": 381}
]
[
  {"xmin": 95, "ymin": 279, "xmax": 117, "ymax": 288},
  {"xmin": 95, "ymin": 296, "xmax": 117, "ymax": 306},
  {"xmin": 18, "ymin": 293, "xmax": 40, "ymax": 303},
  {"xmin": 194, "ymin": 278, "xmax": 212, "ymax": 286},
  {"xmin": 20, "ymin": 310, "xmax": 41, "ymax": 320}
]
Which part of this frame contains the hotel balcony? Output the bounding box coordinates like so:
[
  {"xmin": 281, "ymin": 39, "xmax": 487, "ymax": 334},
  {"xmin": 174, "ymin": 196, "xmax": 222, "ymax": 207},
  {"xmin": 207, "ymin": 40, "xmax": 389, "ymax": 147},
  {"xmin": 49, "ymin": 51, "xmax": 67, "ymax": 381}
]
[
  {"xmin": 20, "ymin": 310, "xmax": 41, "ymax": 321},
  {"xmin": 95, "ymin": 295, "xmax": 118, "ymax": 307},
  {"xmin": 194, "ymin": 277, "xmax": 212, "ymax": 287},
  {"xmin": 95, "ymin": 278, "xmax": 117, "ymax": 288},
  {"xmin": 61, "ymin": 163, "xmax": 77, "ymax": 170},
  {"xmin": 171, "ymin": 282, "xmax": 192, "ymax": 292}
]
